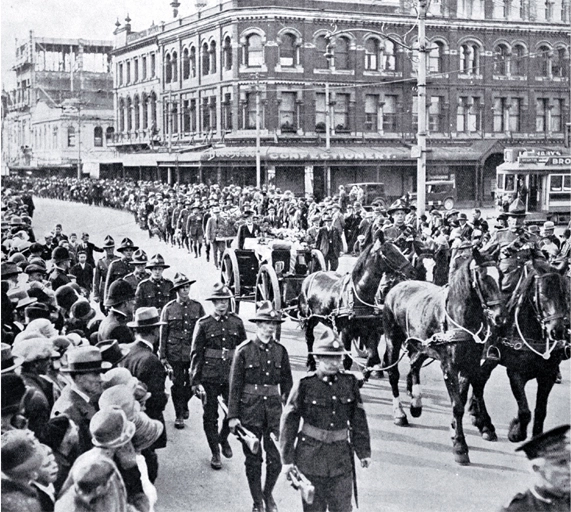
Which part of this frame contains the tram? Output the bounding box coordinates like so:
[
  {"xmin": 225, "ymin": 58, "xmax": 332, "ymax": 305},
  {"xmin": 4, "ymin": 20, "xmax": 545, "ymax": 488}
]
[{"xmin": 495, "ymin": 147, "xmax": 571, "ymax": 224}]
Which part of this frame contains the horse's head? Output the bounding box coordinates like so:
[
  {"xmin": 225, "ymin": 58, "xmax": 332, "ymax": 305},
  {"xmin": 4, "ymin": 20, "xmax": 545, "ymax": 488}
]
[
  {"xmin": 469, "ymin": 252, "xmax": 506, "ymax": 328},
  {"xmin": 527, "ymin": 260, "xmax": 568, "ymax": 342},
  {"xmin": 376, "ymin": 240, "xmax": 418, "ymax": 281}
]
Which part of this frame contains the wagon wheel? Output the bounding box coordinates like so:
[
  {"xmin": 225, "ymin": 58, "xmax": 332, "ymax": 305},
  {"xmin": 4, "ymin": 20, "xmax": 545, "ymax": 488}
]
[
  {"xmin": 308, "ymin": 249, "xmax": 326, "ymax": 274},
  {"xmin": 221, "ymin": 249, "xmax": 241, "ymax": 313},
  {"xmin": 255, "ymin": 264, "xmax": 283, "ymax": 340}
]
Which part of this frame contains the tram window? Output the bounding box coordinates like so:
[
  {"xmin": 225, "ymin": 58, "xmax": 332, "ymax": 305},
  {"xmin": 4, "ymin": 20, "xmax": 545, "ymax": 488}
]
[
  {"xmin": 550, "ymin": 175, "xmax": 563, "ymax": 191},
  {"xmin": 497, "ymin": 174, "xmax": 504, "ymax": 190},
  {"xmin": 505, "ymin": 174, "xmax": 515, "ymax": 191},
  {"xmin": 564, "ymin": 175, "xmax": 571, "ymax": 190}
]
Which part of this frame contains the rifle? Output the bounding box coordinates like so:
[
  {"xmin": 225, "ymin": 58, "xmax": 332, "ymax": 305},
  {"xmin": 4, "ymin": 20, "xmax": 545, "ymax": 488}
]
[
  {"xmin": 269, "ymin": 433, "xmax": 315, "ymax": 505},
  {"xmin": 217, "ymin": 396, "xmax": 260, "ymax": 455}
]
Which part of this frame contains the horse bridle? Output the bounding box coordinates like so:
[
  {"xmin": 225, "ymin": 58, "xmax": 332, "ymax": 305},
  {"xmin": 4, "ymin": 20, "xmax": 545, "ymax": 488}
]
[
  {"xmin": 378, "ymin": 243, "xmax": 415, "ymax": 281},
  {"xmin": 470, "ymin": 262, "xmax": 503, "ymax": 324}
]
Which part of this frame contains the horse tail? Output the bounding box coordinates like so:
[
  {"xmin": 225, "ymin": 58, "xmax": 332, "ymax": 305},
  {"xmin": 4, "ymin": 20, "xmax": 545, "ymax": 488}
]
[{"xmin": 298, "ymin": 274, "xmax": 314, "ymax": 330}]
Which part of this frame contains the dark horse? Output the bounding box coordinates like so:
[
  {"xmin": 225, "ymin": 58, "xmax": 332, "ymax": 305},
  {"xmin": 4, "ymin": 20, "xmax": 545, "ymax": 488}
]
[
  {"xmin": 298, "ymin": 237, "xmax": 417, "ymax": 372},
  {"xmin": 383, "ymin": 252, "xmax": 505, "ymax": 464},
  {"xmin": 474, "ymin": 258, "xmax": 569, "ymax": 444}
]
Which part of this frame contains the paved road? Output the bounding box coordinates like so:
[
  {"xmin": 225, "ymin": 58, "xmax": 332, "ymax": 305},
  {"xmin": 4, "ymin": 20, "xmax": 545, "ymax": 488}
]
[{"xmin": 35, "ymin": 198, "xmax": 570, "ymax": 512}]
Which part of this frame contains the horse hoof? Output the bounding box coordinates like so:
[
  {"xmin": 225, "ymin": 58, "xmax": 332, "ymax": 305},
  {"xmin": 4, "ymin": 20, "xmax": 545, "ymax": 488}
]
[
  {"xmin": 482, "ymin": 431, "xmax": 498, "ymax": 442},
  {"xmin": 454, "ymin": 452, "xmax": 471, "ymax": 465},
  {"xmin": 373, "ymin": 371, "xmax": 384, "ymax": 379},
  {"xmin": 470, "ymin": 415, "xmax": 478, "ymax": 427},
  {"xmin": 410, "ymin": 405, "xmax": 422, "ymax": 418},
  {"xmin": 508, "ymin": 431, "xmax": 526, "ymax": 443},
  {"xmin": 394, "ymin": 416, "xmax": 409, "ymax": 427}
]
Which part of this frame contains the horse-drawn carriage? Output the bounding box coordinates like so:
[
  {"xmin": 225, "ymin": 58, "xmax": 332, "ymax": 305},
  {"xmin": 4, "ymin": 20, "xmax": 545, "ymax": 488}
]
[{"xmin": 220, "ymin": 237, "xmax": 326, "ymax": 318}]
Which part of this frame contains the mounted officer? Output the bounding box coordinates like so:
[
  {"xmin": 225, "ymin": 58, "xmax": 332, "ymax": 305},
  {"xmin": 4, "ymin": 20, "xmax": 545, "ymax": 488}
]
[{"xmin": 134, "ymin": 254, "xmax": 174, "ymax": 314}]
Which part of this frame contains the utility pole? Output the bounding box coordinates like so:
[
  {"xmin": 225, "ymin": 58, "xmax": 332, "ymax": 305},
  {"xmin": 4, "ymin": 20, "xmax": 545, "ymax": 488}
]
[
  {"xmin": 254, "ymin": 74, "xmax": 261, "ymax": 188},
  {"xmin": 416, "ymin": 0, "xmax": 428, "ymax": 219},
  {"xmin": 324, "ymin": 36, "xmax": 334, "ymax": 150}
]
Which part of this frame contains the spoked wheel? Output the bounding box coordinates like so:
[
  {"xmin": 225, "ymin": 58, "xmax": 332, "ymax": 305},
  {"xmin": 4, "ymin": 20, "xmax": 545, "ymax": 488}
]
[
  {"xmin": 309, "ymin": 249, "xmax": 326, "ymax": 273},
  {"xmin": 221, "ymin": 249, "xmax": 241, "ymax": 313},
  {"xmin": 255, "ymin": 264, "xmax": 283, "ymax": 340}
]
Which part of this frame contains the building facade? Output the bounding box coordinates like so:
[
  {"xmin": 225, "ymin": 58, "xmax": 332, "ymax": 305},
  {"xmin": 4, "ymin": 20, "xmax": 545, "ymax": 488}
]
[
  {"xmin": 109, "ymin": 0, "xmax": 569, "ymax": 204},
  {"xmin": 2, "ymin": 32, "xmax": 116, "ymax": 177}
]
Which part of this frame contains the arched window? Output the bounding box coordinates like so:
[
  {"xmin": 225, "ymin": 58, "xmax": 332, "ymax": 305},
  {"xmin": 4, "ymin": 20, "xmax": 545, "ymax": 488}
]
[
  {"xmin": 246, "ymin": 34, "xmax": 263, "ymax": 67},
  {"xmin": 202, "ymin": 42, "xmax": 210, "ymax": 75},
  {"xmin": 460, "ymin": 43, "xmax": 480, "ymax": 74},
  {"xmin": 209, "ymin": 41, "xmax": 217, "ymax": 74},
  {"xmin": 126, "ymin": 97, "xmax": 132, "ymax": 131},
  {"xmin": 553, "ymin": 48, "xmax": 568, "ymax": 77},
  {"xmin": 315, "ymin": 35, "xmax": 329, "ymax": 69},
  {"xmin": 280, "ymin": 33, "xmax": 296, "ymax": 67},
  {"xmin": 382, "ymin": 40, "xmax": 397, "ymax": 71},
  {"xmin": 183, "ymin": 48, "xmax": 190, "ymax": 80},
  {"xmin": 538, "ymin": 45, "xmax": 551, "ymax": 77},
  {"xmin": 494, "ymin": 44, "xmax": 509, "ymax": 75},
  {"xmin": 429, "ymin": 41, "xmax": 444, "ymax": 73},
  {"xmin": 105, "ymin": 127, "xmax": 114, "ymax": 143},
  {"xmin": 190, "ymin": 47, "xmax": 197, "ymax": 77},
  {"xmin": 150, "ymin": 92, "xmax": 157, "ymax": 130},
  {"xmin": 165, "ymin": 53, "xmax": 172, "ymax": 83},
  {"xmin": 223, "ymin": 37, "xmax": 232, "ymax": 70},
  {"xmin": 119, "ymin": 98, "xmax": 125, "ymax": 132},
  {"xmin": 134, "ymin": 95, "xmax": 140, "ymax": 130},
  {"xmin": 172, "ymin": 51, "xmax": 178, "ymax": 82},
  {"xmin": 142, "ymin": 94, "xmax": 149, "ymax": 128},
  {"xmin": 94, "ymin": 126, "xmax": 103, "ymax": 147},
  {"xmin": 67, "ymin": 126, "xmax": 76, "ymax": 147},
  {"xmin": 334, "ymin": 37, "xmax": 349, "ymax": 70},
  {"xmin": 512, "ymin": 45, "xmax": 525, "ymax": 76},
  {"xmin": 365, "ymin": 38, "xmax": 381, "ymax": 71}
]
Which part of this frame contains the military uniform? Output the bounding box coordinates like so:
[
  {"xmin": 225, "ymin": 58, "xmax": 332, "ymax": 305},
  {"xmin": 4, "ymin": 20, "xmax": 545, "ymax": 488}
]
[
  {"xmin": 104, "ymin": 258, "xmax": 134, "ymax": 303},
  {"xmin": 134, "ymin": 277, "xmax": 174, "ymax": 314},
  {"xmin": 123, "ymin": 270, "xmax": 151, "ymax": 292},
  {"xmin": 160, "ymin": 297, "xmax": 205, "ymax": 421},
  {"xmin": 499, "ymin": 488, "xmax": 570, "ymax": 512},
  {"xmin": 93, "ymin": 255, "xmax": 118, "ymax": 306},
  {"xmin": 228, "ymin": 334, "xmax": 293, "ymax": 510}
]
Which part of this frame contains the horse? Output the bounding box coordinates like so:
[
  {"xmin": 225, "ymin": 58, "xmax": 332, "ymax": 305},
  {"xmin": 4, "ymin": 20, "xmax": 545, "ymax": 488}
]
[
  {"xmin": 298, "ymin": 236, "xmax": 418, "ymax": 372},
  {"xmin": 382, "ymin": 251, "xmax": 506, "ymax": 464},
  {"xmin": 473, "ymin": 258, "xmax": 569, "ymax": 444}
]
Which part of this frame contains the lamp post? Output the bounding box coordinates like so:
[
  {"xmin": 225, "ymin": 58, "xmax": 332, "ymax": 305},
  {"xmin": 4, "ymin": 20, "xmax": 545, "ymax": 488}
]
[{"xmin": 416, "ymin": 0, "xmax": 428, "ymax": 219}]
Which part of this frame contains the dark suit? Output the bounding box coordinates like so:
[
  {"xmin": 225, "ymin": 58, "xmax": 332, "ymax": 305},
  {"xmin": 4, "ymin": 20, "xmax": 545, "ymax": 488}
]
[
  {"xmin": 315, "ymin": 226, "xmax": 343, "ymax": 271},
  {"xmin": 51, "ymin": 385, "xmax": 97, "ymax": 456},
  {"xmin": 97, "ymin": 309, "xmax": 134, "ymax": 344},
  {"xmin": 49, "ymin": 267, "xmax": 71, "ymax": 292},
  {"xmin": 236, "ymin": 223, "xmax": 260, "ymax": 249},
  {"xmin": 77, "ymin": 241, "xmax": 104, "ymax": 268},
  {"xmin": 69, "ymin": 262, "xmax": 94, "ymax": 295}
]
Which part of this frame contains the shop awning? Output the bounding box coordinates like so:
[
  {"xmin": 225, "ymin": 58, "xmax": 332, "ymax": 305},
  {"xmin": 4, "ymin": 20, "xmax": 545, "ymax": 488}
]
[{"xmin": 428, "ymin": 140, "xmax": 505, "ymax": 162}]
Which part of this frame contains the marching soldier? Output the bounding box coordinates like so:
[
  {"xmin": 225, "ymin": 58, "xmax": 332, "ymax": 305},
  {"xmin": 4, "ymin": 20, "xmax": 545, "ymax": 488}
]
[
  {"xmin": 228, "ymin": 301, "xmax": 293, "ymax": 512},
  {"xmin": 160, "ymin": 273, "xmax": 205, "ymax": 429},
  {"xmin": 134, "ymin": 254, "xmax": 174, "ymax": 314},
  {"xmin": 280, "ymin": 329, "xmax": 372, "ymax": 512},
  {"xmin": 92, "ymin": 235, "xmax": 117, "ymax": 314},
  {"xmin": 190, "ymin": 283, "xmax": 247, "ymax": 467},
  {"xmin": 123, "ymin": 249, "xmax": 151, "ymax": 292},
  {"xmin": 103, "ymin": 237, "xmax": 138, "ymax": 304}
]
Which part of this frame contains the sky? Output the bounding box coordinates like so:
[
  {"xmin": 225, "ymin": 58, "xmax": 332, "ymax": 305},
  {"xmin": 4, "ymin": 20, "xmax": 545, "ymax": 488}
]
[{"xmin": 2, "ymin": 0, "xmax": 192, "ymax": 90}]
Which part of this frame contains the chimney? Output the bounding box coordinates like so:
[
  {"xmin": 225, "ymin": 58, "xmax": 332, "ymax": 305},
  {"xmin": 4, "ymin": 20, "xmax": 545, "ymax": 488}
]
[{"xmin": 171, "ymin": 0, "xmax": 181, "ymax": 17}]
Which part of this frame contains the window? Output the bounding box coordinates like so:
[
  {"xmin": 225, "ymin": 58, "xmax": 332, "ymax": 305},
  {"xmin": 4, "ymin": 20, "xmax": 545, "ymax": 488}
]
[
  {"xmin": 383, "ymin": 95, "xmax": 398, "ymax": 132},
  {"xmin": 165, "ymin": 54, "xmax": 172, "ymax": 83},
  {"xmin": 202, "ymin": 98, "xmax": 211, "ymax": 131},
  {"xmin": 67, "ymin": 126, "xmax": 76, "ymax": 147},
  {"xmin": 509, "ymin": 98, "xmax": 522, "ymax": 132},
  {"xmin": 222, "ymin": 93, "xmax": 233, "ymax": 130},
  {"xmin": 552, "ymin": 99, "xmax": 564, "ymax": 132},
  {"xmin": 244, "ymin": 92, "xmax": 256, "ymax": 129},
  {"xmin": 134, "ymin": 58, "xmax": 139, "ymax": 82},
  {"xmin": 553, "ymin": 48, "xmax": 568, "ymax": 77},
  {"xmin": 334, "ymin": 94, "xmax": 350, "ymax": 131},
  {"xmin": 150, "ymin": 92, "xmax": 157, "ymax": 129},
  {"xmin": 279, "ymin": 34, "xmax": 296, "ymax": 67},
  {"xmin": 545, "ymin": 0, "xmax": 554, "ymax": 19},
  {"xmin": 190, "ymin": 47, "xmax": 196, "ymax": 77},
  {"xmin": 563, "ymin": 0, "xmax": 570, "ymax": 22},
  {"xmin": 190, "ymin": 99, "xmax": 197, "ymax": 132},
  {"xmin": 460, "ymin": 43, "xmax": 480, "ymax": 74},
  {"xmin": 315, "ymin": 36, "xmax": 329, "ymax": 70},
  {"xmin": 503, "ymin": 0, "xmax": 512, "ymax": 16},
  {"xmin": 105, "ymin": 127, "xmax": 114, "ymax": 143},
  {"xmin": 457, "ymin": 96, "xmax": 481, "ymax": 132},
  {"xmin": 171, "ymin": 102, "xmax": 178, "ymax": 134},
  {"xmin": 223, "ymin": 37, "xmax": 232, "ymax": 70},
  {"xmin": 535, "ymin": 98, "xmax": 549, "ymax": 132},
  {"xmin": 210, "ymin": 42, "xmax": 217, "ymax": 74},
  {"xmin": 142, "ymin": 94, "xmax": 148, "ymax": 128},
  {"xmin": 119, "ymin": 99, "xmax": 125, "ymax": 132},
  {"xmin": 429, "ymin": 42, "xmax": 444, "ymax": 73},
  {"xmin": 334, "ymin": 37, "xmax": 349, "ymax": 70},
  {"xmin": 279, "ymin": 92, "xmax": 296, "ymax": 131},
  {"xmin": 209, "ymin": 97, "xmax": 217, "ymax": 130},
  {"xmin": 364, "ymin": 94, "xmax": 379, "ymax": 131},
  {"xmin": 134, "ymin": 96, "xmax": 140, "ymax": 130},
  {"xmin": 512, "ymin": 45, "xmax": 525, "ymax": 76},
  {"xmin": 538, "ymin": 45, "xmax": 551, "ymax": 77},
  {"xmin": 142, "ymin": 56, "xmax": 147, "ymax": 79},
  {"xmin": 183, "ymin": 48, "xmax": 190, "ymax": 80},
  {"xmin": 365, "ymin": 39, "xmax": 381, "ymax": 71},
  {"xmin": 118, "ymin": 63, "xmax": 124, "ymax": 86},
  {"xmin": 246, "ymin": 34, "xmax": 263, "ymax": 67},
  {"xmin": 493, "ymin": 97, "xmax": 509, "ymax": 132},
  {"xmin": 94, "ymin": 126, "xmax": 103, "ymax": 147},
  {"xmin": 126, "ymin": 61, "xmax": 131, "ymax": 83},
  {"xmin": 428, "ymin": 96, "xmax": 443, "ymax": 132},
  {"xmin": 126, "ymin": 97, "xmax": 132, "ymax": 131},
  {"xmin": 494, "ymin": 44, "xmax": 509, "ymax": 75},
  {"xmin": 202, "ymin": 43, "xmax": 210, "ymax": 75},
  {"xmin": 182, "ymin": 100, "xmax": 190, "ymax": 133},
  {"xmin": 172, "ymin": 52, "xmax": 178, "ymax": 82},
  {"xmin": 382, "ymin": 40, "xmax": 397, "ymax": 71},
  {"xmin": 150, "ymin": 53, "xmax": 156, "ymax": 77},
  {"xmin": 315, "ymin": 92, "xmax": 327, "ymax": 131}
]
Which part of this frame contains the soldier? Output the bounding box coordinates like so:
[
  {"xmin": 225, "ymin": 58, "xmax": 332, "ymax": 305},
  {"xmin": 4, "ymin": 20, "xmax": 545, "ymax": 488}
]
[
  {"xmin": 190, "ymin": 283, "xmax": 247, "ymax": 468},
  {"xmin": 280, "ymin": 329, "xmax": 372, "ymax": 512},
  {"xmin": 160, "ymin": 273, "xmax": 205, "ymax": 429},
  {"xmin": 177, "ymin": 199, "xmax": 192, "ymax": 252},
  {"xmin": 92, "ymin": 235, "xmax": 117, "ymax": 315},
  {"xmin": 134, "ymin": 254, "xmax": 174, "ymax": 314},
  {"xmin": 49, "ymin": 247, "xmax": 72, "ymax": 292},
  {"xmin": 103, "ymin": 238, "xmax": 138, "ymax": 305},
  {"xmin": 97, "ymin": 279, "xmax": 135, "ymax": 344},
  {"xmin": 123, "ymin": 249, "xmax": 151, "ymax": 292},
  {"xmin": 228, "ymin": 301, "xmax": 293, "ymax": 512},
  {"xmin": 499, "ymin": 424, "xmax": 570, "ymax": 512},
  {"xmin": 187, "ymin": 203, "xmax": 204, "ymax": 258},
  {"xmin": 383, "ymin": 199, "xmax": 422, "ymax": 256}
]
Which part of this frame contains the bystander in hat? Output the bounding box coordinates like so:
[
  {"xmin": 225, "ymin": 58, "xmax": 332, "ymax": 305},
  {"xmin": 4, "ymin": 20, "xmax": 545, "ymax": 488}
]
[
  {"xmin": 1, "ymin": 343, "xmax": 23, "ymax": 374},
  {"xmin": 97, "ymin": 340, "xmax": 130, "ymax": 368},
  {"xmin": 127, "ymin": 307, "xmax": 166, "ymax": 328},
  {"xmin": 61, "ymin": 346, "xmax": 112, "ymax": 374},
  {"xmin": 1, "ymin": 430, "xmax": 45, "ymax": 477},
  {"xmin": 104, "ymin": 279, "xmax": 135, "ymax": 307},
  {"xmin": 90, "ymin": 406, "xmax": 136, "ymax": 449}
]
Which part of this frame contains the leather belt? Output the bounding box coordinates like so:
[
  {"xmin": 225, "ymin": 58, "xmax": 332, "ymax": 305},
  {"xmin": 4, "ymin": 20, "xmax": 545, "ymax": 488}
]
[
  {"xmin": 243, "ymin": 384, "xmax": 280, "ymax": 397},
  {"xmin": 301, "ymin": 423, "xmax": 348, "ymax": 443},
  {"xmin": 205, "ymin": 348, "xmax": 235, "ymax": 361}
]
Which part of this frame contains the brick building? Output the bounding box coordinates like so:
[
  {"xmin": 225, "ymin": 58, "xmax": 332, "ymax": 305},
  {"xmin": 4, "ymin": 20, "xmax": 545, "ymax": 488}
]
[{"xmin": 108, "ymin": 0, "xmax": 569, "ymax": 204}]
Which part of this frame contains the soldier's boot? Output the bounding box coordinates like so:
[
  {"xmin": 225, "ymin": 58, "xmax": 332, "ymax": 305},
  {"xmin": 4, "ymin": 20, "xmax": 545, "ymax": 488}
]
[
  {"xmin": 219, "ymin": 422, "xmax": 233, "ymax": 458},
  {"xmin": 246, "ymin": 464, "xmax": 265, "ymax": 512},
  {"xmin": 210, "ymin": 448, "xmax": 222, "ymax": 470},
  {"xmin": 205, "ymin": 423, "xmax": 222, "ymax": 468},
  {"xmin": 263, "ymin": 463, "xmax": 281, "ymax": 512}
]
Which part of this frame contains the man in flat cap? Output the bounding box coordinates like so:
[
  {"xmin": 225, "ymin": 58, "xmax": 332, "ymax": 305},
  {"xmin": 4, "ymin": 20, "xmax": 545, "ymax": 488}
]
[{"xmin": 500, "ymin": 425, "xmax": 570, "ymax": 511}]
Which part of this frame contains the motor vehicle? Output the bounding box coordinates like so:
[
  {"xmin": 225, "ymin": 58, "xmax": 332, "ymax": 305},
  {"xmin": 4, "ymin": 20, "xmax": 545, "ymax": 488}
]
[
  {"xmin": 410, "ymin": 180, "xmax": 457, "ymax": 210},
  {"xmin": 345, "ymin": 182, "xmax": 387, "ymax": 208}
]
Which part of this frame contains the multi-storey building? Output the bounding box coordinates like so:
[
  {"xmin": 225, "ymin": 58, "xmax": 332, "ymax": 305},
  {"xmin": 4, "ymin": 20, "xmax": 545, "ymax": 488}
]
[
  {"xmin": 2, "ymin": 32, "xmax": 115, "ymax": 177},
  {"xmin": 109, "ymin": 0, "xmax": 569, "ymax": 203}
]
